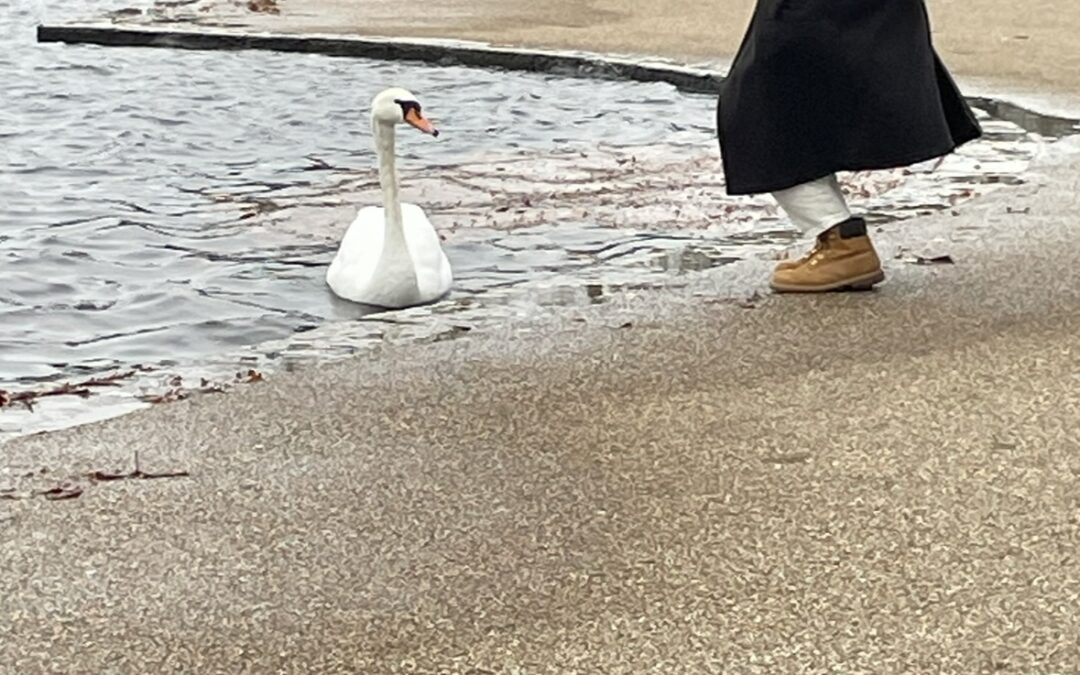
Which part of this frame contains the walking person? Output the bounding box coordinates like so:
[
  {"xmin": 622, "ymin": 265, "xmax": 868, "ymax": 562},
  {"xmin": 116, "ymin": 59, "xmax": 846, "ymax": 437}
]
[{"xmin": 717, "ymin": 0, "xmax": 982, "ymax": 293}]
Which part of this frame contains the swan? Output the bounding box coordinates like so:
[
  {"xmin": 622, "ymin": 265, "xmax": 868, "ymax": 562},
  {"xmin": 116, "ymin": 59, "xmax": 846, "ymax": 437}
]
[{"xmin": 326, "ymin": 88, "xmax": 452, "ymax": 309}]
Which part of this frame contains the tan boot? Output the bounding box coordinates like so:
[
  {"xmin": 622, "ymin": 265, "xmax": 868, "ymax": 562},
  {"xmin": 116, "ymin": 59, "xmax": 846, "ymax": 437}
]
[
  {"xmin": 774, "ymin": 236, "xmax": 827, "ymax": 271},
  {"xmin": 770, "ymin": 218, "xmax": 885, "ymax": 293}
]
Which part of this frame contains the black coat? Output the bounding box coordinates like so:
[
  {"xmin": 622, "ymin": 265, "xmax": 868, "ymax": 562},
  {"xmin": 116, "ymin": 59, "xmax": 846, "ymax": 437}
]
[{"xmin": 717, "ymin": 0, "xmax": 982, "ymax": 195}]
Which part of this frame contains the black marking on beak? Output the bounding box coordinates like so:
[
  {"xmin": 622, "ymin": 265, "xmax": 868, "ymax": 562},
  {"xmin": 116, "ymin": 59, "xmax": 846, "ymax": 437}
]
[{"xmin": 394, "ymin": 99, "xmax": 421, "ymax": 117}]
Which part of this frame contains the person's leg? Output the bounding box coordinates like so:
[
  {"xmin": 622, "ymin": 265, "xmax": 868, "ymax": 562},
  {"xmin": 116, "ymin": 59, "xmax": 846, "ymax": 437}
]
[
  {"xmin": 771, "ymin": 175, "xmax": 852, "ymax": 272},
  {"xmin": 769, "ymin": 175, "xmax": 884, "ymax": 293},
  {"xmin": 773, "ymin": 174, "xmax": 852, "ymax": 234}
]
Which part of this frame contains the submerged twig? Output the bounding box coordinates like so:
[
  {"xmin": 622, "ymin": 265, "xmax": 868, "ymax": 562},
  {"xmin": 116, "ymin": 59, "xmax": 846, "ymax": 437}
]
[{"xmin": 0, "ymin": 371, "xmax": 136, "ymax": 411}]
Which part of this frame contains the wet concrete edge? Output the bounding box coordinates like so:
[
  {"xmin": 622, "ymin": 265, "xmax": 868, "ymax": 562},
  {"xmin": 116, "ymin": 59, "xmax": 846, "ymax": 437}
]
[
  {"xmin": 35, "ymin": 24, "xmax": 721, "ymax": 92},
  {"xmin": 36, "ymin": 23, "xmax": 1080, "ymax": 137}
]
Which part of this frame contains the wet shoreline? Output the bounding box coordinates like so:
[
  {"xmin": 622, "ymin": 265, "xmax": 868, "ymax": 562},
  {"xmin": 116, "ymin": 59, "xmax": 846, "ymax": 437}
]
[
  {"xmin": 2, "ymin": 17, "xmax": 1079, "ymax": 442},
  {"xmin": 1, "ymin": 117, "xmax": 1063, "ymax": 442}
]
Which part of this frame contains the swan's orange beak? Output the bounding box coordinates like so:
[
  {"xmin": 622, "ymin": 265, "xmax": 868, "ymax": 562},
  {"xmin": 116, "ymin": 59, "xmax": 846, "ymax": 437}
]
[{"xmin": 405, "ymin": 107, "xmax": 440, "ymax": 137}]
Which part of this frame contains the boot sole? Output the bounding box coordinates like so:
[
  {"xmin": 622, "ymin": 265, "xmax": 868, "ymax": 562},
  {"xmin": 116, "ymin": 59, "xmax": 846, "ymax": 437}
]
[{"xmin": 770, "ymin": 269, "xmax": 886, "ymax": 294}]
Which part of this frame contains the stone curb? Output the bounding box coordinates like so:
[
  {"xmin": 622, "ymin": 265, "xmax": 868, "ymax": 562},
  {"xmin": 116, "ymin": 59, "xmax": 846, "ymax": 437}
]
[
  {"xmin": 37, "ymin": 23, "xmax": 1080, "ymax": 137},
  {"xmin": 36, "ymin": 23, "xmax": 724, "ymax": 93}
]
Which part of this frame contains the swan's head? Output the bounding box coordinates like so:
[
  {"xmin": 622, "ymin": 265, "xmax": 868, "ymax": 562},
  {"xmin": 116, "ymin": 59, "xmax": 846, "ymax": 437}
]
[{"xmin": 371, "ymin": 87, "xmax": 439, "ymax": 137}]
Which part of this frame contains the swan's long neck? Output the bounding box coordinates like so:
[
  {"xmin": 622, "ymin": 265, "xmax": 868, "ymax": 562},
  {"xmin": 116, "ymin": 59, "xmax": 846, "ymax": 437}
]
[{"xmin": 373, "ymin": 119, "xmax": 407, "ymax": 253}]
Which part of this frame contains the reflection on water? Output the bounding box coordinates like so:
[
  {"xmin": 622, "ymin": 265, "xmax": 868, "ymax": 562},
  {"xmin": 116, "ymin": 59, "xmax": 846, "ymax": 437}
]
[{"xmin": 0, "ymin": 0, "xmax": 1074, "ymax": 441}]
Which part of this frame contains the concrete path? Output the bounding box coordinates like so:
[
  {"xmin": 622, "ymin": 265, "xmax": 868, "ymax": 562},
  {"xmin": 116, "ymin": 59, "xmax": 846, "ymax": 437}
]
[{"xmin": 3, "ymin": 142, "xmax": 1079, "ymax": 672}]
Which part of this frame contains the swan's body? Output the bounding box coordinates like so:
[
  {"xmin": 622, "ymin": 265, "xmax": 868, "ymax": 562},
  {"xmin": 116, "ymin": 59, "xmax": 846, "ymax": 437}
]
[
  {"xmin": 327, "ymin": 203, "xmax": 452, "ymax": 308},
  {"xmin": 326, "ymin": 88, "xmax": 452, "ymax": 309}
]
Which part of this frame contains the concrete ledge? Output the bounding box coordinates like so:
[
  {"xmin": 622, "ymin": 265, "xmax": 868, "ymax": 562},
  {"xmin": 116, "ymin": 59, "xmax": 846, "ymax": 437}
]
[
  {"xmin": 36, "ymin": 23, "xmax": 1080, "ymax": 138},
  {"xmin": 36, "ymin": 23, "xmax": 724, "ymax": 94}
]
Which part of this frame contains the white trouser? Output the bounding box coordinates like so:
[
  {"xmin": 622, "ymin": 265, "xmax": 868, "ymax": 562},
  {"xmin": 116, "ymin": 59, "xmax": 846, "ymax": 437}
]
[{"xmin": 771, "ymin": 174, "xmax": 851, "ymax": 234}]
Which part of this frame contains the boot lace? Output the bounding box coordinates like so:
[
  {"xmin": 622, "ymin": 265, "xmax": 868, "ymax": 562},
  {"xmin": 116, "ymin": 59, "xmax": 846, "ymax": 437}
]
[{"xmin": 795, "ymin": 233, "xmax": 830, "ymax": 265}]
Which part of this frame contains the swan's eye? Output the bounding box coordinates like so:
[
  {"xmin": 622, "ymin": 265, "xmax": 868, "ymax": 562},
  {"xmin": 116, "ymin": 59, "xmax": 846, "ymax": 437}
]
[{"xmin": 394, "ymin": 99, "xmax": 422, "ymax": 117}]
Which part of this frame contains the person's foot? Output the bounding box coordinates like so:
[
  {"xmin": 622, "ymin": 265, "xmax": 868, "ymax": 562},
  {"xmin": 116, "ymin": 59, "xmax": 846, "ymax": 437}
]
[
  {"xmin": 774, "ymin": 237, "xmax": 826, "ymax": 271},
  {"xmin": 770, "ymin": 218, "xmax": 885, "ymax": 293}
]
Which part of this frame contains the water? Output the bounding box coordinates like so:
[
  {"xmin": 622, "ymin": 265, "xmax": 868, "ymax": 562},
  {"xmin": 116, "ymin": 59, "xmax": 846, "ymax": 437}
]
[{"xmin": 0, "ymin": 0, "xmax": 1071, "ymax": 440}]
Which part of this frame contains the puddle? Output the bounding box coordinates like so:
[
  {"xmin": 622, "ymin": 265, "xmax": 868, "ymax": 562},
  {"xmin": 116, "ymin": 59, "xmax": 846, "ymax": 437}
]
[
  {"xmin": 967, "ymin": 96, "xmax": 1080, "ymax": 139},
  {"xmin": 3, "ymin": 0, "xmax": 1079, "ymax": 442}
]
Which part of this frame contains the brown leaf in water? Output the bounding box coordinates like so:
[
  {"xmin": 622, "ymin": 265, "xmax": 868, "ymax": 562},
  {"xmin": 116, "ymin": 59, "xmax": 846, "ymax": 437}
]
[
  {"xmin": 246, "ymin": 0, "xmax": 279, "ymax": 13},
  {"xmin": 83, "ymin": 371, "xmax": 135, "ymax": 387},
  {"xmin": 234, "ymin": 369, "xmax": 264, "ymax": 384}
]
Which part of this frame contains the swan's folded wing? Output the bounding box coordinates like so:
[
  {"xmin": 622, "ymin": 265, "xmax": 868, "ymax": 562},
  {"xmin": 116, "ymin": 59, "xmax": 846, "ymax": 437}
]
[
  {"xmin": 326, "ymin": 206, "xmax": 385, "ymax": 298},
  {"xmin": 401, "ymin": 203, "xmax": 453, "ymax": 299}
]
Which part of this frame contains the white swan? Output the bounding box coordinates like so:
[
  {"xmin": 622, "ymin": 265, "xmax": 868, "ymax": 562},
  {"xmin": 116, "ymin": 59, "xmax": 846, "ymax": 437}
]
[{"xmin": 326, "ymin": 88, "xmax": 452, "ymax": 309}]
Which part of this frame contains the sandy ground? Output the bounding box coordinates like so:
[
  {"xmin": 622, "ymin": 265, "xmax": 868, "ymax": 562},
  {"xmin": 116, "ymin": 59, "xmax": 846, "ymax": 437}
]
[{"xmin": 151, "ymin": 0, "xmax": 1080, "ymax": 93}]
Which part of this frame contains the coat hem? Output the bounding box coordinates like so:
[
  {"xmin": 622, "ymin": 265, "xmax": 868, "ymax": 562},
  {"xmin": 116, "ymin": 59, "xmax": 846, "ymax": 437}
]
[{"xmin": 722, "ymin": 134, "xmax": 981, "ymax": 197}]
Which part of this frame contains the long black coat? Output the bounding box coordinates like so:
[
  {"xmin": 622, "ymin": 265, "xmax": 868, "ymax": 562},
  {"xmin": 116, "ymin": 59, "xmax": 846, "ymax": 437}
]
[{"xmin": 717, "ymin": 0, "xmax": 982, "ymax": 195}]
